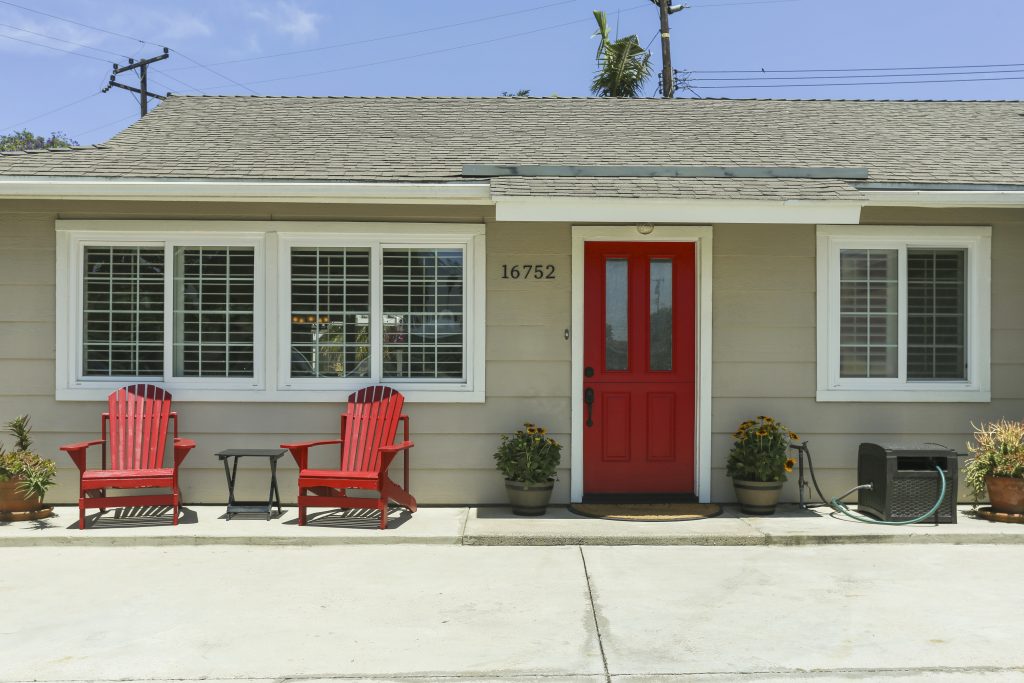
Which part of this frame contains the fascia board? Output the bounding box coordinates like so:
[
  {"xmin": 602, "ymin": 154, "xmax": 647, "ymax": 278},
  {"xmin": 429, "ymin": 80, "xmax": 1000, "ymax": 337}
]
[
  {"xmin": 495, "ymin": 196, "xmax": 863, "ymax": 224},
  {"xmin": 862, "ymin": 190, "xmax": 1024, "ymax": 207},
  {"xmin": 0, "ymin": 178, "xmax": 493, "ymax": 204}
]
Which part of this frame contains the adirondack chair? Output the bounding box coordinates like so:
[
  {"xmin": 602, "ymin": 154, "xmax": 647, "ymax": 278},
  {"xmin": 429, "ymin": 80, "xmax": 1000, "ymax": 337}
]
[
  {"xmin": 60, "ymin": 384, "xmax": 196, "ymax": 529},
  {"xmin": 282, "ymin": 385, "xmax": 416, "ymax": 529}
]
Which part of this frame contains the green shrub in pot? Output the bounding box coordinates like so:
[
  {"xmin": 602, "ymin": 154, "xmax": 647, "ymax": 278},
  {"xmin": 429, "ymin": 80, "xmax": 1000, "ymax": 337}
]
[
  {"xmin": 494, "ymin": 423, "xmax": 562, "ymax": 515},
  {"xmin": 0, "ymin": 415, "xmax": 57, "ymax": 511}
]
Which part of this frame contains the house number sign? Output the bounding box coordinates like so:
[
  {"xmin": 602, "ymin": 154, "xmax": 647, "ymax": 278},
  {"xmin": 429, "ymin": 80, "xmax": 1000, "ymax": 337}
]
[{"xmin": 500, "ymin": 264, "xmax": 556, "ymax": 280}]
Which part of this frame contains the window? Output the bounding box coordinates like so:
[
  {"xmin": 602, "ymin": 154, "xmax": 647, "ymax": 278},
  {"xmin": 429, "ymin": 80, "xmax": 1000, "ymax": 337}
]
[
  {"xmin": 279, "ymin": 230, "xmax": 482, "ymax": 395},
  {"xmin": 58, "ymin": 222, "xmax": 484, "ymax": 401},
  {"xmin": 817, "ymin": 226, "xmax": 991, "ymax": 402}
]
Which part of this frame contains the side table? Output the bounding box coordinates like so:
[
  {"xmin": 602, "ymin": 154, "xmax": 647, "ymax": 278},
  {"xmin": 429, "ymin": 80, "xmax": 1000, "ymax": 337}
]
[{"xmin": 215, "ymin": 449, "xmax": 286, "ymax": 520}]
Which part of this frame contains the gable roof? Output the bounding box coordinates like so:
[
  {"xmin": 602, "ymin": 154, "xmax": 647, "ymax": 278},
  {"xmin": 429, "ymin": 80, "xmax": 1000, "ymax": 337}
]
[{"xmin": 1, "ymin": 96, "xmax": 1021, "ymax": 201}]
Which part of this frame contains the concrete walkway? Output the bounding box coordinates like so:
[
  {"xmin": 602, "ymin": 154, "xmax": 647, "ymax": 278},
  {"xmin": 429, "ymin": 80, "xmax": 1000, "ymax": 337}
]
[
  {"xmin": 2, "ymin": 503, "xmax": 1023, "ymax": 546},
  {"xmin": 3, "ymin": 543, "xmax": 1024, "ymax": 681}
]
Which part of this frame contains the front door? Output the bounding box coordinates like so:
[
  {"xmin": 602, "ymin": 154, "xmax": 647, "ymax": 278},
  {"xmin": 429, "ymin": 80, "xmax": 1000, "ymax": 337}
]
[{"xmin": 582, "ymin": 241, "xmax": 696, "ymax": 495}]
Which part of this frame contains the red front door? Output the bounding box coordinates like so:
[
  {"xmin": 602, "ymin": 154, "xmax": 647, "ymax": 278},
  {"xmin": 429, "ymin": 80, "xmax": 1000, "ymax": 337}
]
[{"xmin": 583, "ymin": 241, "xmax": 696, "ymax": 495}]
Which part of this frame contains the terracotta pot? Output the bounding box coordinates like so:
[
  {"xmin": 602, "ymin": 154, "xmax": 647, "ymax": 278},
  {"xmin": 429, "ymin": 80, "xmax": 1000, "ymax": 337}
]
[
  {"xmin": 0, "ymin": 477, "xmax": 43, "ymax": 514},
  {"xmin": 985, "ymin": 476, "xmax": 1024, "ymax": 515},
  {"xmin": 733, "ymin": 479, "xmax": 783, "ymax": 515},
  {"xmin": 505, "ymin": 479, "xmax": 554, "ymax": 516}
]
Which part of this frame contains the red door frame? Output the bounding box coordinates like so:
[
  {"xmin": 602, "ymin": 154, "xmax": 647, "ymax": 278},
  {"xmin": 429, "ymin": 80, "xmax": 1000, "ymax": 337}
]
[{"xmin": 582, "ymin": 241, "xmax": 697, "ymax": 495}]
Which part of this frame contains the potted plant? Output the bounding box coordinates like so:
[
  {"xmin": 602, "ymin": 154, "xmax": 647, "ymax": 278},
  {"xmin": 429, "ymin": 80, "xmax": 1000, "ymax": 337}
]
[
  {"xmin": 726, "ymin": 415, "xmax": 798, "ymax": 515},
  {"xmin": 964, "ymin": 419, "xmax": 1024, "ymax": 515},
  {"xmin": 494, "ymin": 422, "xmax": 562, "ymax": 516},
  {"xmin": 0, "ymin": 415, "xmax": 57, "ymax": 520}
]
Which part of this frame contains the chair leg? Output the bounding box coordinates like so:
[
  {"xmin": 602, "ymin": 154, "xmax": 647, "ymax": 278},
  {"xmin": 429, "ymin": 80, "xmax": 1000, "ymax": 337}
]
[
  {"xmin": 78, "ymin": 499, "xmax": 86, "ymax": 530},
  {"xmin": 379, "ymin": 497, "xmax": 389, "ymax": 530},
  {"xmin": 298, "ymin": 488, "xmax": 306, "ymax": 526},
  {"xmin": 172, "ymin": 491, "xmax": 180, "ymax": 526}
]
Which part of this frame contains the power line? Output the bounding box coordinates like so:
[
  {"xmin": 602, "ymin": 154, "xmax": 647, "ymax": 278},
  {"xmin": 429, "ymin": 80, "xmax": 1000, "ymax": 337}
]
[
  {"xmin": 1, "ymin": 91, "xmax": 101, "ymax": 132},
  {"xmin": 0, "ymin": 21, "xmax": 129, "ymax": 59},
  {"xmin": 151, "ymin": 69, "xmax": 209, "ymax": 95},
  {"xmin": 196, "ymin": 4, "xmax": 654, "ymax": 89},
  {"xmin": 0, "ymin": 31, "xmax": 112, "ymax": 62},
  {"xmin": 73, "ymin": 112, "xmax": 138, "ymax": 138},
  {"xmin": 166, "ymin": 0, "xmax": 578, "ymax": 71},
  {"xmin": 689, "ymin": 61, "xmax": 1024, "ymax": 74},
  {"xmin": 0, "ymin": 0, "xmax": 151, "ymax": 46},
  {"xmin": 693, "ymin": 74, "xmax": 1024, "ymax": 88},
  {"xmin": 689, "ymin": 67, "xmax": 1024, "ymax": 82},
  {"xmin": 688, "ymin": 0, "xmax": 799, "ymax": 7},
  {"xmin": 168, "ymin": 48, "xmax": 259, "ymax": 95}
]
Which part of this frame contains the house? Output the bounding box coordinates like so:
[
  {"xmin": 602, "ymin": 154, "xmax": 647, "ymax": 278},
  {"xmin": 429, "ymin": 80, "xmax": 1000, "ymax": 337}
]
[{"xmin": 0, "ymin": 95, "xmax": 1021, "ymax": 506}]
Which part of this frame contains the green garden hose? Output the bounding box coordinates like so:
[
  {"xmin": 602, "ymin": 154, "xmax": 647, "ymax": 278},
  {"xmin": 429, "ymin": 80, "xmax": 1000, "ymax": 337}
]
[{"xmin": 829, "ymin": 465, "xmax": 947, "ymax": 525}]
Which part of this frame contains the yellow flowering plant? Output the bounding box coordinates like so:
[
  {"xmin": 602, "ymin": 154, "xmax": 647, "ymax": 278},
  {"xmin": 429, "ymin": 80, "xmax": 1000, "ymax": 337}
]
[
  {"xmin": 494, "ymin": 422, "xmax": 562, "ymax": 484},
  {"xmin": 726, "ymin": 415, "xmax": 799, "ymax": 483}
]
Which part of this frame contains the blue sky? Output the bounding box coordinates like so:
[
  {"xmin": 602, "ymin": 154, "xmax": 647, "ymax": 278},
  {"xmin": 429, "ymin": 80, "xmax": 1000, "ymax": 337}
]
[{"xmin": 1, "ymin": 0, "xmax": 1021, "ymax": 145}]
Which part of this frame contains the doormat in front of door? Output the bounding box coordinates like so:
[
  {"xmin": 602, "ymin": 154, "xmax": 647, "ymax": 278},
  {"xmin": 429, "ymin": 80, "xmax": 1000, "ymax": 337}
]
[{"xmin": 568, "ymin": 502, "xmax": 722, "ymax": 522}]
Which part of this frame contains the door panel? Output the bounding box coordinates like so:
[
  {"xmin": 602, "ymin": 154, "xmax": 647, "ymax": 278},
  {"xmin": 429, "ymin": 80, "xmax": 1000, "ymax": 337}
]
[{"xmin": 583, "ymin": 241, "xmax": 696, "ymax": 494}]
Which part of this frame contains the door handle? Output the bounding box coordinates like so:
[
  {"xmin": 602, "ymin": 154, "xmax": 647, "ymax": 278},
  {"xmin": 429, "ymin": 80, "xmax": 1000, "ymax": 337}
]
[{"xmin": 584, "ymin": 387, "xmax": 595, "ymax": 427}]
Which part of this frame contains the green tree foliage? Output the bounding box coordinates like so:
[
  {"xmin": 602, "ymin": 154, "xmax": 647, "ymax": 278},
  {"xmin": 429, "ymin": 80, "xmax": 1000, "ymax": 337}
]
[
  {"xmin": 500, "ymin": 89, "xmax": 531, "ymax": 97},
  {"xmin": 590, "ymin": 10, "xmax": 652, "ymax": 98},
  {"xmin": 0, "ymin": 129, "xmax": 78, "ymax": 152}
]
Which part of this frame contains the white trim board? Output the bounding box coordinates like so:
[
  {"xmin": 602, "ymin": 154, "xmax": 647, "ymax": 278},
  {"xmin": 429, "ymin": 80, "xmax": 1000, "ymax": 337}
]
[
  {"xmin": 498, "ymin": 197, "xmax": 862, "ymax": 224},
  {"xmin": 4, "ymin": 178, "xmax": 492, "ymax": 204},
  {"xmin": 570, "ymin": 225, "xmax": 714, "ymax": 504}
]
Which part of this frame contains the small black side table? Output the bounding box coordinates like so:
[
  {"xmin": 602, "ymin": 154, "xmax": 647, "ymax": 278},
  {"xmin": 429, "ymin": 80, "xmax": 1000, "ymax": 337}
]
[{"xmin": 215, "ymin": 449, "xmax": 286, "ymax": 520}]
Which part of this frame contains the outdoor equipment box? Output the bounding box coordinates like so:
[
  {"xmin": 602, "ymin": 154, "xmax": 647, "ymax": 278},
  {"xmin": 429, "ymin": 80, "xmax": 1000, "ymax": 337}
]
[{"xmin": 857, "ymin": 443, "xmax": 958, "ymax": 524}]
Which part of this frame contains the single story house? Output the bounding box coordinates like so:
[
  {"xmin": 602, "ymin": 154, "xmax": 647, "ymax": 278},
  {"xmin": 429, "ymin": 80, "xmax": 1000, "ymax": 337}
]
[{"xmin": 0, "ymin": 96, "xmax": 1021, "ymax": 506}]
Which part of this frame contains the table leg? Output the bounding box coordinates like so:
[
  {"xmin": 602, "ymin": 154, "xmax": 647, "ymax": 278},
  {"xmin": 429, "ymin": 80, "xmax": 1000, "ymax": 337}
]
[
  {"xmin": 223, "ymin": 456, "xmax": 240, "ymax": 520},
  {"xmin": 270, "ymin": 458, "xmax": 283, "ymax": 517}
]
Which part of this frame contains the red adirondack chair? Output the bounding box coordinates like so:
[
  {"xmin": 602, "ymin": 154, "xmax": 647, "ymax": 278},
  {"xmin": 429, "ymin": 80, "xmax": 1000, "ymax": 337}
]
[
  {"xmin": 60, "ymin": 384, "xmax": 196, "ymax": 529},
  {"xmin": 282, "ymin": 385, "xmax": 416, "ymax": 529}
]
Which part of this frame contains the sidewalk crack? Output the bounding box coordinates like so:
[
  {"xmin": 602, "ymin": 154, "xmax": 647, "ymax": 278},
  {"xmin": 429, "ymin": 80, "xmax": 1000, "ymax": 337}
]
[{"xmin": 579, "ymin": 545, "xmax": 611, "ymax": 683}]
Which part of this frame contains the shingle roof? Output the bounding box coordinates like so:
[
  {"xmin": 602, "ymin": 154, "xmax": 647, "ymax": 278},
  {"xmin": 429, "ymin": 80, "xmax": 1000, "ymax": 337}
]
[{"xmin": 1, "ymin": 96, "xmax": 1021, "ymax": 200}]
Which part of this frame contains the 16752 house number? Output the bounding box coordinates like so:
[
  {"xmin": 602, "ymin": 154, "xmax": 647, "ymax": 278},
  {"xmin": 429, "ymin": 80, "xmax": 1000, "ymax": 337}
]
[{"xmin": 500, "ymin": 264, "xmax": 556, "ymax": 280}]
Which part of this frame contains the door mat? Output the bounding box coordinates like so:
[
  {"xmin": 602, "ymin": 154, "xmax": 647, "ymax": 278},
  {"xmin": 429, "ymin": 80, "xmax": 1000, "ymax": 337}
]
[{"xmin": 568, "ymin": 502, "xmax": 722, "ymax": 522}]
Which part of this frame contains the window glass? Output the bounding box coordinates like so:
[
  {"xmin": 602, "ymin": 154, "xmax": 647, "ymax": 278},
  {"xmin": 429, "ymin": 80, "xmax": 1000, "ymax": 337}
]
[
  {"xmin": 82, "ymin": 247, "xmax": 164, "ymax": 376},
  {"xmin": 649, "ymin": 258, "xmax": 672, "ymax": 371},
  {"xmin": 382, "ymin": 248, "xmax": 464, "ymax": 379},
  {"xmin": 839, "ymin": 249, "xmax": 897, "ymax": 378},
  {"xmin": 290, "ymin": 248, "xmax": 371, "ymax": 378},
  {"xmin": 173, "ymin": 247, "xmax": 255, "ymax": 377},
  {"xmin": 908, "ymin": 248, "xmax": 966, "ymax": 380},
  {"xmin": 605, "ymin": 258, "xmax": 628, "ymax": 371}
]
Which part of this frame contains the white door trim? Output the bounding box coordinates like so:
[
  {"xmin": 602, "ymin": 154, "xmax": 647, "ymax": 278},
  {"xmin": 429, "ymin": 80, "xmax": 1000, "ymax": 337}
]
[{"xmin": 570, "ymin": 225, "xmax": 714, "ymax": 503}]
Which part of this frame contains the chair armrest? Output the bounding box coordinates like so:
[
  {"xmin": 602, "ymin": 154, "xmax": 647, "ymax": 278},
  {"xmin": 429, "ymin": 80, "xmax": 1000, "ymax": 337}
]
[
  {"xmin": 59, "ymin": 439, "xmax": 104, "ymax": 473},
  {"xmin": 378, "ymin": 440, "xmax": 414, "ymax": 454},
  {"xmin": 173, "ymin": 438, "xmax": 196, "ymax": 468},
  {"xmin": 378, "ymin": 440, "xmax": 414, "ymax": 472},
  {"xmin": 281, "ymin": 439, "xmax": 344, "ymax": 469}
]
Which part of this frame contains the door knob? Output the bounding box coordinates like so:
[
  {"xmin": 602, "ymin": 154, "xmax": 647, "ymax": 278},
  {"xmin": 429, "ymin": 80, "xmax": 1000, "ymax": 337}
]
[{"xmin": 584, "ymin": 387, "xmax": 595, "ymax": 427}]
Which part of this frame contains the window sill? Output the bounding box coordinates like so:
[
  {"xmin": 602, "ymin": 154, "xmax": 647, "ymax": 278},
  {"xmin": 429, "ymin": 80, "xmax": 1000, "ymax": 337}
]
[
  {"xmin": 56, "ymin": 386, "xmax": 485, "ymax": 404},
  {"xmin": 816, "ymin": 388, "xmax": 991, "ymax": 403}
]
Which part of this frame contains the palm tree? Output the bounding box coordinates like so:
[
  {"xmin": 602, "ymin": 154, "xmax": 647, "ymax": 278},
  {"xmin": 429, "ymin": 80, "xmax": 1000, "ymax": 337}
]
[{"xmin": 590, "ymin": 10, "xmax": 653, "ymax": 98}]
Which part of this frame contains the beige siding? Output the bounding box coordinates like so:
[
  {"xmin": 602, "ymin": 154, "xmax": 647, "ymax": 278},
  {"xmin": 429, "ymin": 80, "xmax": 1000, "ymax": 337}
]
[
  {"xmin": 711, "ymin": 209, "xmax": 1024, "ymax": 502},
  {"xmin": 0, "ymin": 202, "xmax": 573, "ymax": 505},
  {"xmin": 2, "ymin": 198, "xmax": 1021, "ymax": 506}
]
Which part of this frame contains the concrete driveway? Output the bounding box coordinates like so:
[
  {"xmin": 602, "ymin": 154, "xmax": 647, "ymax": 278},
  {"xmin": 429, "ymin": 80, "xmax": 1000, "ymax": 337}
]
[{"xmin": 5, "ymin": 544, "xmax": 1023, "ymax": 682}]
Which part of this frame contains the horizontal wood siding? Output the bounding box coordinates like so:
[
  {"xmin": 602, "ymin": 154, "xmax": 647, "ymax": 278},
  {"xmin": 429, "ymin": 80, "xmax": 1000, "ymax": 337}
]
[
  {"xmin": 712, "ymin": 210, "xmax": 1024, "ymax": 502},
  {"xmin": 0, "ymin": 203, "xmax": 572, "ymax": 505}
]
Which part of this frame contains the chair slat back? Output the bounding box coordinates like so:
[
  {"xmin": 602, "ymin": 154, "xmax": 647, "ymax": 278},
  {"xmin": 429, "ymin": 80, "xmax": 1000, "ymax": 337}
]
[
  {"xmin": 341, "ymin": 386, "xmax": 404, "ymax": 472},
  {"xmin": 107, "ymin": 384, "xmax": 172, "ymax": 470}
]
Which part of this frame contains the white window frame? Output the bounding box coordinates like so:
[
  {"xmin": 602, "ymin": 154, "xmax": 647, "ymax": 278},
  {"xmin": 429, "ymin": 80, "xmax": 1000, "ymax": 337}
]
[
  {"xmin": 277, "ymin": 226, "xmax": 484, "ymax": 400},
  {"xmin": 56, "ymin": 220, "xmax": 485, "ymax": 403},
  {"xmin": 816, "ymin": 225, "xmax": 991, "ymax": 402},
  {"xmin": 57, "ymin": 227, "xmax": 267, "ymax": 398}
]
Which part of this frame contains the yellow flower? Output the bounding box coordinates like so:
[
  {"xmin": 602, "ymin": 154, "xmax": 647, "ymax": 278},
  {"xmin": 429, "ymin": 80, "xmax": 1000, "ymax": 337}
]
[
  {"xmin": 527, "ymin": 427, "xmax": 537, "ymax": 434},
  {"xmin": 523, "ymin": 422, "xmax": 534, "ymax": 428},
  {"xmin": 756, "ymin": 430, "xmax": 768, "ymax": 437},
  {"xmin": 764, "ymin": 416, "xmax": 775, "ymax": 424},
  {"xmin": 789, "ymin": 432, "xmax": 800, "ymax": 441},
  {"xmin": 784, "ymin": 457, "xmax": 796, "ymax": 473},
  {"xmin": 538, "ymin": 427, "xmax": 547, "ymax": 435}
]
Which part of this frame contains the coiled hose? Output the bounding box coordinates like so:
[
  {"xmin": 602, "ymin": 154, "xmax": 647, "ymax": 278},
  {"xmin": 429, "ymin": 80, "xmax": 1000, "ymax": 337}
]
[{"xmin": 793, "ymin": 441, "xmax": 948, "ymax": 525}]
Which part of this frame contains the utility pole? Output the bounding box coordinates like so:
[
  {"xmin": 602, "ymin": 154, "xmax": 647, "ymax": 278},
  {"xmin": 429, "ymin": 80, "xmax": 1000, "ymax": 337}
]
[
  {"xmin": 103, "ymin": 47, "xmax": 171, "ymax": 117},
  {"xmin": 651, "ymin": 0, "xmax": 686, "ymax": 98}
]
